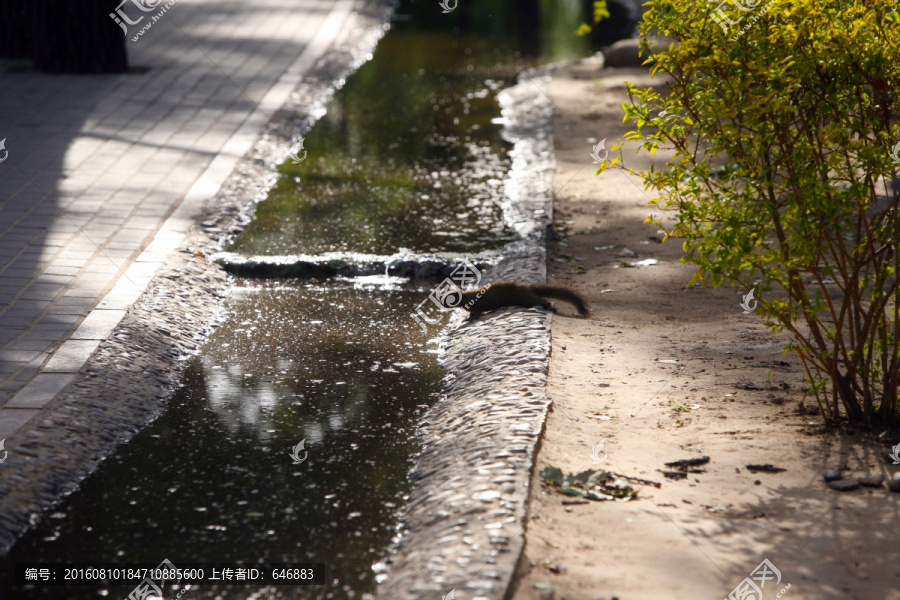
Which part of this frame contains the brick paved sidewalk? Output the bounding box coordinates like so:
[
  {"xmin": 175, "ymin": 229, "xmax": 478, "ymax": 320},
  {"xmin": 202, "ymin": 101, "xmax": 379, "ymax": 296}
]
[{"xmin": 0, "ymin": 0, "xmax": 359, "ymax": 441}]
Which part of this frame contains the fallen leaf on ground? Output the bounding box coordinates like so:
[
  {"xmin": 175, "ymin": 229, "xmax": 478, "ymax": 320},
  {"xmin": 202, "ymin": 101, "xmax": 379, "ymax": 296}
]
[{"xmin": 540, "ymin": 466, "xmax": 637, "ymax": 501}]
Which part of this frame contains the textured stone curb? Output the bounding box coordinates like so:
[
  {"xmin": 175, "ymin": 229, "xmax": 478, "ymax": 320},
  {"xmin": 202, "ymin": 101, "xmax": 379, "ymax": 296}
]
[
  {"xmin": 374, "ymin": 67, "xmax": 558, "ymax": 600},
  {"xmin": 0, "ymin": 0, "xmax": 395, "ymax": 555}
]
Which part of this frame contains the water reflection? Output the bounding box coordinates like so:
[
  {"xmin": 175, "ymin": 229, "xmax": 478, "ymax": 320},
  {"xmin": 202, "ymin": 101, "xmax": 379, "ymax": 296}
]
[
  {"xmin": 2, "ymin": 282, "xmax": 443, "ymax": 600},
  {"xmin": 230, "ymin": 33, "xmax": 519, "ymax": 256},
  {"xmin": 228, "ymin": 0, "xmax": 596, "ymax": 257}
]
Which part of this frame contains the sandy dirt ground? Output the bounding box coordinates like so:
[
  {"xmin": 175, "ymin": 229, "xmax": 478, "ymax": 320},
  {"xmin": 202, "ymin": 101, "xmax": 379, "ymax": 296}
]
[{"xmin": 509, "ymin": 62, "xmax": 900, "ymax": 600}]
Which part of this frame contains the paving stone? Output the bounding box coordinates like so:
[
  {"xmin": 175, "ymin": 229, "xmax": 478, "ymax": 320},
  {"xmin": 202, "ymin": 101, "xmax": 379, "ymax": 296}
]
[
  {"xmin": 1, "ymin": 307, "xmax": 48, "ymax": 322},
  {"xmin": 0, "ymin": 350, "xmax": 42, "ymax": 364},
  {"xmin": 0, "ymin": 363, "xmax": 26, "ymax": 378},
  {"xmin": 0, "ymin": 408, "xmax": 41, "ymax": 440},
  {"xmin": 4, "ymin": 374, "xmax": 77, "ymax": 409},
  {"xmin": 11, "ymin": 341, "xmax": 55, "ymax": 353},
  {"xmin": 18, "ymin": 326, "xmax": 73, "ymax": 341},
  {"xmin": 42, "ymin": 340, "xmax": 101, "ymax": 373},
  {"xmin": 70, "ymin": 310, "xmax": 126, "ymax": 341},
  {"xmin": 47, "ymin": 302, "xmax": 93, "ymax": 317},
  {"xmin": 10, "ymin": 364, "xmax": 43, "ymax": 383}
]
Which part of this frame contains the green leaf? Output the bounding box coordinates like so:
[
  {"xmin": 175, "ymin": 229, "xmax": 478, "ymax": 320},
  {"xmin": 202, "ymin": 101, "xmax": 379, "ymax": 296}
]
[{"xmin": 540, "ymin": 466, "xmax": 564, "ymax": 486}]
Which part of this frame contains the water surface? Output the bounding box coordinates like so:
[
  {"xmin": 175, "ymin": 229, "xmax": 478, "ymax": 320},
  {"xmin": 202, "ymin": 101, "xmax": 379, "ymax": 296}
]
[{"xmin": 4, "ymin": 281, "xmax": 442, "ymax": 600}]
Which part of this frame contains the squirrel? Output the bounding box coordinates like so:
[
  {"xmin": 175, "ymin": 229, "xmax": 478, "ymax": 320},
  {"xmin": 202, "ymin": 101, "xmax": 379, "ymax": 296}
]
[{"xmin": 441, "ymin": 281, "xmax": 589, "ymax": 319}]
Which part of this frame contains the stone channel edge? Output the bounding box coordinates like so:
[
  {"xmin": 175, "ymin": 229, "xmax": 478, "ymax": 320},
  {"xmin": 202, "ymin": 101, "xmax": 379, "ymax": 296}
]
[{"xmin": 373, "ymin": 68, "xmax": 558, "ymax": 600}]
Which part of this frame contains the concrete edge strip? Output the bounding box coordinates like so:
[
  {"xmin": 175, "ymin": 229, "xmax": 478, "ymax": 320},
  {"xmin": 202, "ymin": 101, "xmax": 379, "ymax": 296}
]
[
  {"xmin": 374, "ymin": 68, "xmax": 557, "ymax": 600},
  {"xmin": 0, "ymin": 0, "xmax": 357, "ymax": 429}
]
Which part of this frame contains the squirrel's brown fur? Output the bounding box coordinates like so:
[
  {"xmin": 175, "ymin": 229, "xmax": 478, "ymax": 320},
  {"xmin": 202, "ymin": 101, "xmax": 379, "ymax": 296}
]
[{"xmin": 442, "ymin": 281, "xmax": 589, "ymax": 318}]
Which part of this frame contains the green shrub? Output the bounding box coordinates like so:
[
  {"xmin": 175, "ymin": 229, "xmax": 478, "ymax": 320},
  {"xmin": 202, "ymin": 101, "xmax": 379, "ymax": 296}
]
[{"xmin": 605, "ymin": 0, "xmax": 900, "ymax": 428}]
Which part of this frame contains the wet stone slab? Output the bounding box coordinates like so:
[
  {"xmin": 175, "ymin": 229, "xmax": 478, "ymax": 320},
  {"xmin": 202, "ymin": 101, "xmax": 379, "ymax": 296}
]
[{"xmin": 215, "ymin": 252, "xmax": 495, "ymax": 281}]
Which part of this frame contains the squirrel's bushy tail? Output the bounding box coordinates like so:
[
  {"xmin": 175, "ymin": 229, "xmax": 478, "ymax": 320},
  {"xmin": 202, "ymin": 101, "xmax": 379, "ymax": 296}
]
[{"xmin": 531, "ymin": 284, "xmax": 590, "ymax": 316}]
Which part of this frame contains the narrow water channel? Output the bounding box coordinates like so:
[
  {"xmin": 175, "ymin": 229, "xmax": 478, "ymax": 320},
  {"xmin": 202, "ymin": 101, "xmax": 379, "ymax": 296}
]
[{"xmin": 3, "ymin": 1, "xmax": 615, "ymax": 598}]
